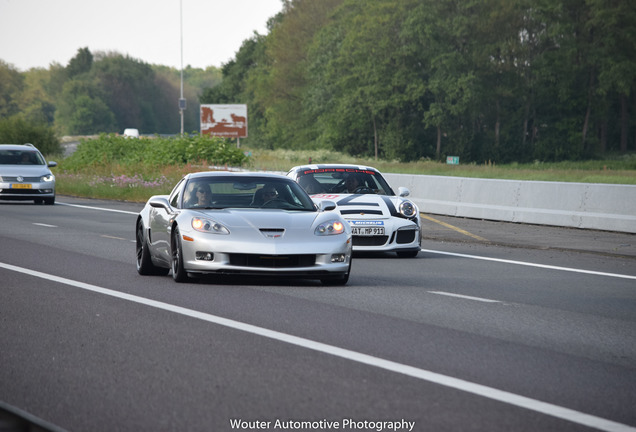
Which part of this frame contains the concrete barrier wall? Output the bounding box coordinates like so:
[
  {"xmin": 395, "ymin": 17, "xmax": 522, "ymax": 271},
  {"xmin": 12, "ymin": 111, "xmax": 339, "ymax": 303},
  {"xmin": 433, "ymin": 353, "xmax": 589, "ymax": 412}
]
[{"xmin": 383, "ymin": 173, "xmax": 636, "ymax": 234}]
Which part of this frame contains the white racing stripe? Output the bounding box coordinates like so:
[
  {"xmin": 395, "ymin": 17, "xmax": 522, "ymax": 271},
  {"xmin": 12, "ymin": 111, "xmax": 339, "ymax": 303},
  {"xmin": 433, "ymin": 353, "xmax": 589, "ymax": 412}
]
[
  {"xmin": 421, "ymin": 249, "xmax": 636, "ymax": 280},
  {"xmin": 1, "ymin": 261, "xmax": 634, "ymax": 432}
]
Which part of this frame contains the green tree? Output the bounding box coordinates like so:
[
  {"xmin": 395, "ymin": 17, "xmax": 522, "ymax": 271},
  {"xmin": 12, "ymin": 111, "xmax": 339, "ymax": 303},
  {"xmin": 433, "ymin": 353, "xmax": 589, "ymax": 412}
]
[
  {"xmin": 587, "ymin": 0, "xmax": 636, "ymax": 153},
  {"xmin": 92, "ymin": 53, "xmax": 158, "ymax": 132},
  {"xmin": 67, "ymin": 47, "xmax": 93, "ymax": 78},
  {"xmin": 251, "ymin": 0, "xmax": 343, "ymax": 149},
  {"xmin": 0, "ymin": 61, "xmax": 24, "ymax": 118},
  {"xmin": 55, "ymin": 79, "xmax": 116, "ymax": 134},
  {"xmin": 0, "ymin": 117, "xmax": 61, "ymax": 154},
  {"xmin": 309, "ymin": 0, "xmax": 421, "ymax": 159},
  {"xmin": 19, "ymin": 68, "xmax": 57, "ymax": 124}
]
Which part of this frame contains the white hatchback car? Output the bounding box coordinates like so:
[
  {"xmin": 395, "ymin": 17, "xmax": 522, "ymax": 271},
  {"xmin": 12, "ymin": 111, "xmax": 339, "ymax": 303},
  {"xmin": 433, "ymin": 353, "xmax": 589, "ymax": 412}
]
[
  {"xmin": 0, "ymin": 144, "xmax": 57, "ymax": 205},
  {"xmin": 287, "ymin": 164, "xmax": 421, "ymax": 257}
]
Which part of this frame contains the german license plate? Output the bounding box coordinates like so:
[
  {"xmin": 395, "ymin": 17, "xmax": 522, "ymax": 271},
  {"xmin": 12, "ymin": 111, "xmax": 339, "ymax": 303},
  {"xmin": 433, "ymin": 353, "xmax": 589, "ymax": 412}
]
[
  {"xmin": 11, "ymin": 183, "xmax": 32, "ymax": 189},
  {"xmin": 351, "ymin": 227, "xmax": 385, "ymax": 236}
]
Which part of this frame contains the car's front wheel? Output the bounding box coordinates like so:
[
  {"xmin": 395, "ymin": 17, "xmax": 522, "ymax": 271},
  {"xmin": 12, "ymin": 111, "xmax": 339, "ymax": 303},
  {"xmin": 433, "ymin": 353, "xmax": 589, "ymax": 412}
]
[
  {"xmin": 171, "ymin": 226, "xmax": 190, "ymax": 283},
  {"xmin": 321, "ymin": 258, "xmax": 351, "ymax": 286}
]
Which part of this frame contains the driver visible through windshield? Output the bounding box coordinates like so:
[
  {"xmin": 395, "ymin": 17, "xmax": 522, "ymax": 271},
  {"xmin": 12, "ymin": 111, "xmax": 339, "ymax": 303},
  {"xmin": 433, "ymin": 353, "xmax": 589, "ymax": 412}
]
[{"xmin": 183, "ymin": 176, "xmax": 316, "ymax": 211}]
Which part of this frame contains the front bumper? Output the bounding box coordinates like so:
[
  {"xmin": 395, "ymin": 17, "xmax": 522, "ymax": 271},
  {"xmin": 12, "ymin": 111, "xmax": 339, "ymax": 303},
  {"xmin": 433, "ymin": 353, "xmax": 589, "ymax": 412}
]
[
  {"xmin": 180, "ymin": 232, "xmax": 352, "ymax": 277},
  {"xmin": 347, "ymin": 217, "xmax": 421, "ymax": 253},
  {"xmin": 0, "ymin": 180, "xmax": 55, "ymax": 201}
]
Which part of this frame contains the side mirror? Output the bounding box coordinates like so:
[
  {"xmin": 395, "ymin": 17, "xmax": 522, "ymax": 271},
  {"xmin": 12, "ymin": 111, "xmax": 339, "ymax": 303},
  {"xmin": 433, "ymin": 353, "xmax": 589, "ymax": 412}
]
[
  {"xmin": 149, "ymin": 196, "xmax": 172, "ymax": 211},
  {"xmin": 48, "ymin": 161, "xmax": 57, "ymax": 168},
  {"xmin": 318, "ymin": 200, "xmax": 337, "ymax": 212},
  {"xmin": 398, "ymin": 187, "xmax": 410, "ymax": 197}
]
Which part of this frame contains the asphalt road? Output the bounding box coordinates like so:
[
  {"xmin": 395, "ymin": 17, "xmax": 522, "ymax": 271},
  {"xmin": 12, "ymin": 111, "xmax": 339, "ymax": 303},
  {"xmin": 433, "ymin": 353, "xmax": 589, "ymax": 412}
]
[{"xmin": 1, "ymin": 196, "xmax": 635, "ymax": 432}]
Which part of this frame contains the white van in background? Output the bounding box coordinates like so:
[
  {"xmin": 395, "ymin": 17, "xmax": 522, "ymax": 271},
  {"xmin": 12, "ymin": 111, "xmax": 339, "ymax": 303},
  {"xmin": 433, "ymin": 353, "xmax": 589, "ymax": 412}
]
[{"xmin": 123, "ymin": 128, "xmax": 140, "ymax": 138}]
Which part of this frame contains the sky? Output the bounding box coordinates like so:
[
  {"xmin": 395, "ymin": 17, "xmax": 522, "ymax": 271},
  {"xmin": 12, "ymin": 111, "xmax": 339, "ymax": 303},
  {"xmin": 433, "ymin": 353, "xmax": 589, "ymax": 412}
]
[{"xmin": 0, "ymin": 0, "xmax": 284, "ymax": 72}]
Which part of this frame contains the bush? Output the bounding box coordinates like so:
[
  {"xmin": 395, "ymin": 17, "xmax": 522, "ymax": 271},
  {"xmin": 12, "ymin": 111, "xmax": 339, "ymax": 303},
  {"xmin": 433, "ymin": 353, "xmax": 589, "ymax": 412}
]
[
  {"xmin": 0, "ymin": 117, "xmax": 61, "ymax": 155},
  {"xmin": 61, "ymin": 133, "xmax": 248, "ymax": 172}
]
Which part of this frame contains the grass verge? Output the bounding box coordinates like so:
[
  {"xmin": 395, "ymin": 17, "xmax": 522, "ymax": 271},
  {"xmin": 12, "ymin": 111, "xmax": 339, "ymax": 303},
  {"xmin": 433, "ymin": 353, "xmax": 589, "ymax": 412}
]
[{"xmin": 52, "ymin": 142, "xmax": 636, "ymax": 203}]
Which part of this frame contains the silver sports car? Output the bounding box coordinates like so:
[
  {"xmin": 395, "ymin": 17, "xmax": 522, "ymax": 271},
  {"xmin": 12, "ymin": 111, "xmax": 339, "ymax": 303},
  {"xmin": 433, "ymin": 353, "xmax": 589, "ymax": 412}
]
[
  {"xmin": 287, "ymin": 164, "xmax": 421, "ymax": 258},
  {"xmin": 136, "ymin": 172, "xmax": 352, "ymax": 284}
]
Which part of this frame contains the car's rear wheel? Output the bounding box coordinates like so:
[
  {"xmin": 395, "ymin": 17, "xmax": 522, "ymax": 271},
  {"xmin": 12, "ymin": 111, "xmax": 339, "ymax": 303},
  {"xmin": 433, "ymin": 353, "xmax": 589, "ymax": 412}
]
[
  {"xmin": 171, "ymin": 226, "xmax": 190, "ymax": 283},
  {"xmin": 136, "ymin": 220, "xmax": 169, "ymax": 276}
]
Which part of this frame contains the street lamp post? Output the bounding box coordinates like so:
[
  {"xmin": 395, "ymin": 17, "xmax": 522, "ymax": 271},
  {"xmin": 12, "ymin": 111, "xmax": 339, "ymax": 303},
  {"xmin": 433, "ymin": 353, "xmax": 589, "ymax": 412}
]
[{"xmin": 179, "ymin": 0, "xmax": 186, "ymax": 135}]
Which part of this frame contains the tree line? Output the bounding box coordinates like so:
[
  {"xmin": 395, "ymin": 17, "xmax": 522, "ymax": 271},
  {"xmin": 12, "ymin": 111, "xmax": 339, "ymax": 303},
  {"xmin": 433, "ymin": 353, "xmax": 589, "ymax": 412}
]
[
  {"xmin": 205, "ymin": 0, "xmax": 636, "ymax": 163},
  {"xmin": 0, "ymin": 48, "xmax": 220, "ymax": 137},
  {"xmin": 2, "ymin": 0, "xmax": 635, "ymax": 163}
]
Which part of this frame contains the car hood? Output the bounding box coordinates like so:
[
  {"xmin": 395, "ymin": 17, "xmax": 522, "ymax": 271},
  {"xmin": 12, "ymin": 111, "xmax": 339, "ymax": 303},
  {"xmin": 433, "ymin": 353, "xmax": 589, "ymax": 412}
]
[
  {"xmin": 178, "ymin": 208, "xmax": 347, "ymax": 253},
  {"xmin": 187, "ymin": 208, "xmax": 326, "ymax": 231},
  {"xmin": 311, "ymin": 193, "xmax": 404, "ymax": 219}
]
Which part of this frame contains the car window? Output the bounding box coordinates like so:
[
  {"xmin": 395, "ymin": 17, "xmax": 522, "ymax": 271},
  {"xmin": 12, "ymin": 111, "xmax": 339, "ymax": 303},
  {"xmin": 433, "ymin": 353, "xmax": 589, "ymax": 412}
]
[
  {"xmin": 169, "ymin": 178, "xmax": 185, "ymax": 208},
  {"xmin": 183, "ymin": 176, "xmax": 316, "ymax": 211},
  {"xmin": 0, "ymin": 150, "xmax": 45, "ymax": 165},
  {"xmin": 296, "ymin": 168, "xmax": 394, "ymax": 195}
]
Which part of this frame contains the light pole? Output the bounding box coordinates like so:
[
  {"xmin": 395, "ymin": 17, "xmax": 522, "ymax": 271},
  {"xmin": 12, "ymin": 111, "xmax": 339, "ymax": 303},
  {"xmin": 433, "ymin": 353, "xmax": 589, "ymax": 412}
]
[{"xmin": 179, "ymin": 0, "xmax": 186, "ymax": 135}]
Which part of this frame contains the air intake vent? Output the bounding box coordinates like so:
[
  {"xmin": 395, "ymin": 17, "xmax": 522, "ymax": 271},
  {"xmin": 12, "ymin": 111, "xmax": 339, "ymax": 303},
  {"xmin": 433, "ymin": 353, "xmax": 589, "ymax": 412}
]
[
  {"xmin": 260, "ymin": 228, "xmax": 285, "ymax": 238},
  {"xmin": 229, "ymin": 254, "xmax": 316, "ymax": 268}
]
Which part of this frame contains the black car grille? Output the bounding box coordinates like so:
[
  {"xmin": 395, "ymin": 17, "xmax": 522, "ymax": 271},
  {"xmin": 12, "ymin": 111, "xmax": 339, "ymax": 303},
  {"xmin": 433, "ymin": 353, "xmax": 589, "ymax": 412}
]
[
  {"xmin": 396, "ymin": 230, "xmax": 416, "ymax": 244},
  {"xmin": 0, "ymin": 189, "xmax": 48, "ymax": 195},
  {"xmin": 340, "ymin": 209, "xmax": 384, "ymax": 215},
  {"xmin": 2, "ymin": 176, "xmax": 41, "ymax": 182},
  {"xmin": 229, "ymin": 254, "xmax": 316, "ymax": 268},
  {"xmin": 352, "ymin": 236, "xmax": 389, "ymax": 246}
]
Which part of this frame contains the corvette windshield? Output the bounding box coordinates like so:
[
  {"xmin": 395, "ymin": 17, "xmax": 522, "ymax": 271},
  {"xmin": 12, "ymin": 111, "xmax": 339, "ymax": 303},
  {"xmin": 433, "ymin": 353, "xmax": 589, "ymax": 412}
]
[{"xmin": 184, "ymin": 176, "xmax": 316, "ymax": 211}]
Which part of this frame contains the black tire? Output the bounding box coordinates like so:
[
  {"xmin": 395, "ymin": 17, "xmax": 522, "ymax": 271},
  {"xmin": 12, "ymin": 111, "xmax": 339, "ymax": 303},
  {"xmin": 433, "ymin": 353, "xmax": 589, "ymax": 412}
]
[
  {"xmin": 171, "ymin": 226, "xmax": 190, "ymax": 282},
  {"xmin": 136, "ymin": 220, "xmax": 169, "ymax": 276},
  {"xmin": 43, "ymin": 196, "xmax": 55, "ymax": 205},
  {"xmin": 321, "ymin": 258, "xmax": 351, "ymax": 286}
]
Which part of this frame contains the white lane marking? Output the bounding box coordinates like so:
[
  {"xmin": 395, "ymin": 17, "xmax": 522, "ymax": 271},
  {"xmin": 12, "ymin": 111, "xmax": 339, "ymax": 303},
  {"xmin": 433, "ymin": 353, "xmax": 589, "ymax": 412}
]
[
  {"xmin": 1, "ymin": 262, "xmax": 634, "ymax": 432},
  {"xmin": 57, "ymin": 202, "xmax": 138, "ymax": 215},
  {"xmin": 429, "ymin": 291, "xmax": 501, "ymax": 303},
  {"xmin": 32, "ymin": 223, "xmax": 57, "ymax": 228},
  {"xmin": 100, "ymin": 235, "xmax": 128, "ymax": 241},
  {"xmin": 421, "ymin": 249, "xmax": 636, "ymax": 280}
]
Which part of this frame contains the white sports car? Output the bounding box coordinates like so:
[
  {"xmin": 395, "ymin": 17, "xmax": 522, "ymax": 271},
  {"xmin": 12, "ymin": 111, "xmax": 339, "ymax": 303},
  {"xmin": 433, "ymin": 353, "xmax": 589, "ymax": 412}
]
[
  {"xmin": 136, "ymin": 172, "xmax": 352, "ymax": 284},
  {"xmin": 287, "ymin": 164, "xmax": 421, "ymax": 257}
]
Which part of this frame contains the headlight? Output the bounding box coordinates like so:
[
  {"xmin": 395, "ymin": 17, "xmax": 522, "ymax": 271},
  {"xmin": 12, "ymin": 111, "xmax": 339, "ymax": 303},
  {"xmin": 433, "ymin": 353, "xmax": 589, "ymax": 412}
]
[
  {"xmin": 40, "ymin": 174, "xmax": 55, "ymax": 182},
  {"xmin": 192, "ymin": 217, "xmax": 230, "ymax": 235},
  {"xmin": 315, "ymin": 220, "xmax": 345, "ymax": 236},
  {"xmin": 399, "ymin": 200, "xmax": 417, "ymax": 218}
]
